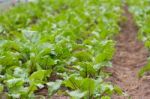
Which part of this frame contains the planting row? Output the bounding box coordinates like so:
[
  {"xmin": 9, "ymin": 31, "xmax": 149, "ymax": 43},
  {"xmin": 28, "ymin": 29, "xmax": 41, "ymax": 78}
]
[
  {"xmin": 0, "ymin": 0, "xmax": 122, "ymax": 98},
  {"xmin": 127, "ymin": 0, "xmax": 150, "ymax": 77}
]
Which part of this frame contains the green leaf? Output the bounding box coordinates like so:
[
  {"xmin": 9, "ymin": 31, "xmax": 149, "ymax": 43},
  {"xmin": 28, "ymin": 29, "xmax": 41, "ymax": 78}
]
[
  {"xmin": 74, "ymin": 51, "xmax": 92, "ymax": 62},
  {"xmin": 29, "ymin": 70, "xmax": 51, "ymax": 83},
  {"xmin": 63, "ymin": 75, "xmax": 82, "ymax": 90},
  {"xmin": 47, "ymin": 80, "xmax": 62, "ymax": 96},
  {"xmin": 68, "ymin": 90, "xmax": 85, "ymax": 99},
  {"xmin": 80, "ymin": 78, "xmax": 95, "ymax": 98},
  {"xmin": 139, "ymin": 62, "xmax": 150, "ymax": 77},
  {"xmin": 101, "ymin": 96, "xmax": 110, "ymax": 99},
  {"xmin": 114, "ymin": 85, "xmax": 123, "ymax": 95},
  {"xmin": 0, "ymin": 84, "xmax": 4, "ymax": 92},
  {"xmin": 6, "ymin": 78, "xmax": 24, "ymax": 89},
  {"xmin": 79, "ymin": 62, "xmax": 96, "ymax": 77}
]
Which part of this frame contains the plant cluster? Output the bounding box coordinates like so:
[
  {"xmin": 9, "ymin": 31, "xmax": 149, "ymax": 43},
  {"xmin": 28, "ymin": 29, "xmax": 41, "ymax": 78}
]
[{"xmin": 0, "ymin": 0, "xmax": 122, "ymax": 98}]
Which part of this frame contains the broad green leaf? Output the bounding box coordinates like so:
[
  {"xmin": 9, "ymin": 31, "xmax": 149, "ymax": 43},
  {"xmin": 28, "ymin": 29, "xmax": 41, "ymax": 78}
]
[
  {"xmin": 29, "ymin": 70, "xmax": 51, "ymax": 83},
  {"xmin": 68, "ymin": 90, "xmax": 85, "ymax": 99},
  {"xmin": 47, "ymin": 80, "xmax": 62, "ymax": 96},
  {"xmin": 63, "ymin": 75, "xmax": 82, "ymax": 90},
  {"xmin": 80, "ymin": 78, "xmax": 95, "ymax": 98}
]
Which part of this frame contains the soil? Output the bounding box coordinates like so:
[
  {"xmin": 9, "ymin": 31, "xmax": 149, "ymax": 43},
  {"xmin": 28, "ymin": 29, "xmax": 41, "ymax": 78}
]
[{"xmin": 107, "ymin": 5, "xmax": 150, "ymax": 99}]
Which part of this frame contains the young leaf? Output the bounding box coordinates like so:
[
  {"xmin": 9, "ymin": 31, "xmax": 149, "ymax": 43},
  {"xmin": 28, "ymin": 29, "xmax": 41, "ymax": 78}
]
[
  {"xmin": 47, "ymin": 80, "xmax": 62, "ymax": 97},
  {"xmin": 68, "ymin": 90, "xmax": 85, "ymax": 99}
]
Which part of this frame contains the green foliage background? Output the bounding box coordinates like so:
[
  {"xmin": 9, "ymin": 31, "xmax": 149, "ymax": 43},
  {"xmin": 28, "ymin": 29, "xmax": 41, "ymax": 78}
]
[{"xmin": 0, "ymin": 0, "xmax": 122, "ymax": 98}]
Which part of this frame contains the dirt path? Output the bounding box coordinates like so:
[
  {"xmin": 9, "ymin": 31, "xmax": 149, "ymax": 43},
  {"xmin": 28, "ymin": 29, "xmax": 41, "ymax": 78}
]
[{"xmin": 107, "ymin": 5, "xmax": 150, "ymax": 99}]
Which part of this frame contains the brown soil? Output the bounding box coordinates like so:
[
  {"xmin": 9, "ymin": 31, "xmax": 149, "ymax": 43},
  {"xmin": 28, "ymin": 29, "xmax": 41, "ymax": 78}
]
[
  {"xmin": 107, "ymin": 5, "xmax": 150, "ymax": 99},
  {"xmin": 35, "ymin": 88, "xmax": 69, "ymax": 99}
]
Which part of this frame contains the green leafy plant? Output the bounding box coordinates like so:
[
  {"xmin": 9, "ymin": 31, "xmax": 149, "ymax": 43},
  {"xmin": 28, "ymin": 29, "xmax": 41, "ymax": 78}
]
[{"xmin": 0, "ymin": 0, "xmax": 123, "ymax": 98}]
